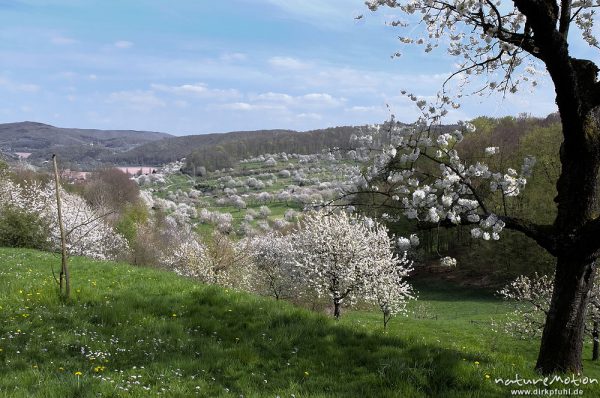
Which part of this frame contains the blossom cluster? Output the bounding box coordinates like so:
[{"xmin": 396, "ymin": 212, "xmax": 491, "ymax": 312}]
[
  {"xmin": 0, "ymin": 176, "xmax": 127, "ymax": 260},
  {"xmin": 346, "ymin": 112, "xmax": 535, "ymax": 266},
  {"xmin": 291, "ymin": 210, "xmax": 414, "ymax": 320}
]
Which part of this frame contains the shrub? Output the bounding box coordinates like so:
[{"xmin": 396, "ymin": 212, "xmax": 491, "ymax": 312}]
[{"xmin": 0, "ymin": 206, "xmax": 50, "ymax": 250}]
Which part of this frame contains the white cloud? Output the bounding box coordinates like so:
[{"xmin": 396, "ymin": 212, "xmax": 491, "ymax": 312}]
[
  {"xmin": 251, "ymin": 92, "xmax": 295, "ymax": 104},
  {"xmin": 347, "ymin": 105, "xmax": 380, "ymax": 112},
  {"xmin": 108, "ymin": 90, "xmax": 165, "ymax": 110},
  {"xmin": 0, "ymin": 77, "xmax": 40, "ymax": 93},
  {"xmin": 268, "ymin": 56, "xmax": 311, "ymax": 70},
  {"xmin": 217, "ymin": 102, "xmax": 286, "ymax": 111},
  {"xmin": 151, "ymin": 82, "xmax": 241, "ymax": 100},
  {"xmin": 114, "ymin": 40, "xmax": 133, "ymax": 49},
  {"xmin": 251, "ymin": 91, "xmax": 343, "ymax": 108},
  {"xmin": 300, "ymin": 93, "xmax": 343, "ymax": 106},
  {"xmin": 297, "ymin": 112, "xmax": 322, "ymax": 120}
]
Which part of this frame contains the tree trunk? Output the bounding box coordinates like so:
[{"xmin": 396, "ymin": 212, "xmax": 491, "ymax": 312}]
[
  {"xmin": 333, "ymin": 298, "xmax": 341, "ymax": 320},
  {"xmin": 383, "ymin": 311, "xmax": 391, "ymax": 329},
  {"xmin": 536, "ymin": 257, "xmax": 596, "ymax": 374},
  {"xmin": 593, "ymin": 321, "xmax": 599, "ymax": 361},
  {"xmin": 52, "ymin": 154, "xmax": 70, "ymax": 300}
]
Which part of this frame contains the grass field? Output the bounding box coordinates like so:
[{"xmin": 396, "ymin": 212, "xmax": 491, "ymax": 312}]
[{"xmin": 1, "ymin": 248, "xmax": 599, "ymax": 397}]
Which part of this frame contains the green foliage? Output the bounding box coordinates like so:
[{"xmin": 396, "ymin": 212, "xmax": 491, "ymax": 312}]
[
  {"xmin": 1, "ymin": 248, "xmax": 599, "ymax": 397},
  {"xmin": 0, "ymin": 207, "xmax": 50, "ymax": 251},
  {"xmin": 183, "ymin": 126, "xmax": 362, "ymax": 173},
  {"xmin": 115, "ymin": 203, "xmax": 149, "ymax": 244},
  {"xmin": 0, "ymin": 160, "xmax": 8, "ymax": 175}
]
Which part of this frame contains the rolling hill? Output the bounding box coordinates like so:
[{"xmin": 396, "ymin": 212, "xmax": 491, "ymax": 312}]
[
  {"xmin": 0, "ymin": 121, "xmax": 371, "ymax": 170},
  {"xmin": 0, "ymin": 121, "xmax": 172, "ymax": 167}
]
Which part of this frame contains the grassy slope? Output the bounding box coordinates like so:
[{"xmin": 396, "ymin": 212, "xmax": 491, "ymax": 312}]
[{"xmin": 1, "ymin": 248, "xmax": 599, "ymax": 397}]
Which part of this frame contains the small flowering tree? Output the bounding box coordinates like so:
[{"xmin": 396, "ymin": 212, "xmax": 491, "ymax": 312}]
[
  {"xmin": 293, "ymin": 210, "xmax": 413, "ymax": 319},
  {"xmin": 162, "ymin": 229, "xmax": 254, "ymax": 290},
  {"xmin": 498, "ymin": 273, "xmax": 554, "ymax": 339},
  {"xmin": 0, "ymin": 176, "xmax": 127, "ymax": 260},
  {"xmin": 248, "ymin": 233, "xmax": 304, "ymax": 300},
  {"xmin": 500, "ymin": 272, "xmax": 600, "ymax": 360},
  {"xmin": 365, "ymin": 250, "xmax": 414, "ymax": 328},
  {"xmin": 161, "ymin": 238, "xmax": 208, "ymax": 279}
]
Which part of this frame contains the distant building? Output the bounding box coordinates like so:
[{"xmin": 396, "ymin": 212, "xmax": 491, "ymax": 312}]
[
  {"xmin": 15, "ymin": 152, "xmax": 32, "ymax": 159},
  {"xmin": 62, "ymin": 170, "xmax": 89, "ymax": 182},
  {"xmin": 116, "ymin": 166, "xmax": 157, "ymax": 175}
]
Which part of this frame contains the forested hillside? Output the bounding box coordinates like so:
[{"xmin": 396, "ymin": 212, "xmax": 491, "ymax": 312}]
[
  {"xmin": 182, "ymin": 126, "xmax": 369, "ymax": 173},
  {"xmin": 0, "ymin": 122, "xmax": 172, "ymax": 168},
  {"xmin": 1, "ymin": 122, "xmax": 372, "ymax": 171}
]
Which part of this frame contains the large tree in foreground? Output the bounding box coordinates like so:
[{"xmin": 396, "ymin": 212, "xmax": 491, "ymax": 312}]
[{"xmin": 366, "ymin": 0, "xmax": 600, "ymax": 374}]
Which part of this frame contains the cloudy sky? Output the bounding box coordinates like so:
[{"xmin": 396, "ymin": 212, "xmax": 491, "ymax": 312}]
[{"xmin": 0, "ymin": 0, "xmax": 558, "ymax": 135}]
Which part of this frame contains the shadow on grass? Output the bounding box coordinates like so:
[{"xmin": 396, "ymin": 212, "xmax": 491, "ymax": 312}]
[
  {"xmin": 0, "ymin": 251, "xmax": 506, "ymax": 397},
  {"xmin": 86, "ymin": 285, "xmax": 501, "ymax": 397}
]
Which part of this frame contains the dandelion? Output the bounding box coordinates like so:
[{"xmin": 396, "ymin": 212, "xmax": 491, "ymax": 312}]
[
  {"xmin": 485, "ymin": 374, "xmax": 491, "ymax": 379},
  {"xmin": 75, "ymin": 371, "xmax": 83, "ymax": 387}
]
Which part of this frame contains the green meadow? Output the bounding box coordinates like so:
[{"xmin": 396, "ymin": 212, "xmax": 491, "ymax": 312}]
[{"xmin": 1, "ymin": 248, "xmax": 598, "ymax": 397}]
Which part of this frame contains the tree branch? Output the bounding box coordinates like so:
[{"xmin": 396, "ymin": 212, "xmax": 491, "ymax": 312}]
[
  {"xmin": 559, "ymin": 0, "xmax": 572, "ymax": 38},
  {"xmin": 500, "ymin": 216, "xmax": 558, "ymax": 255},
  {"xmin": 417, "ymin": 214, "xmax": 558, "ymax": 255}
]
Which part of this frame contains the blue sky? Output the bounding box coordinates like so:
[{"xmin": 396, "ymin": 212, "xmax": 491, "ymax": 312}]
[{"xmin": 0, "ymin": 0, "xmax": 557, "ymax": 135}]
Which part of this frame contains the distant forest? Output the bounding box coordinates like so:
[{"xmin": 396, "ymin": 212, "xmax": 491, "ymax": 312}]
[
  {"xmin": 181, "ymin": 126, "xmax": 366, "ymax": 174},
  {"xmin": 2, "ymin": 123, "xmax": 371, "ymax": 171}
]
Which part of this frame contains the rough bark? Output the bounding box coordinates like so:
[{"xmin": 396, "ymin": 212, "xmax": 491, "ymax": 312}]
[
  {"xmin": 334, "ymin": 298, "xmax": 342, "ymax": 320},
  {"xmin": 535, "ymin": 257, "xmax": 596, "ymax": 373},
  {"xmin": 593, "ymin": 321, "xmax": 599, "ymax": 361},
  {"xmin": 523, "ymin": 0, "xmax": 600, "ymax": 369}
]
